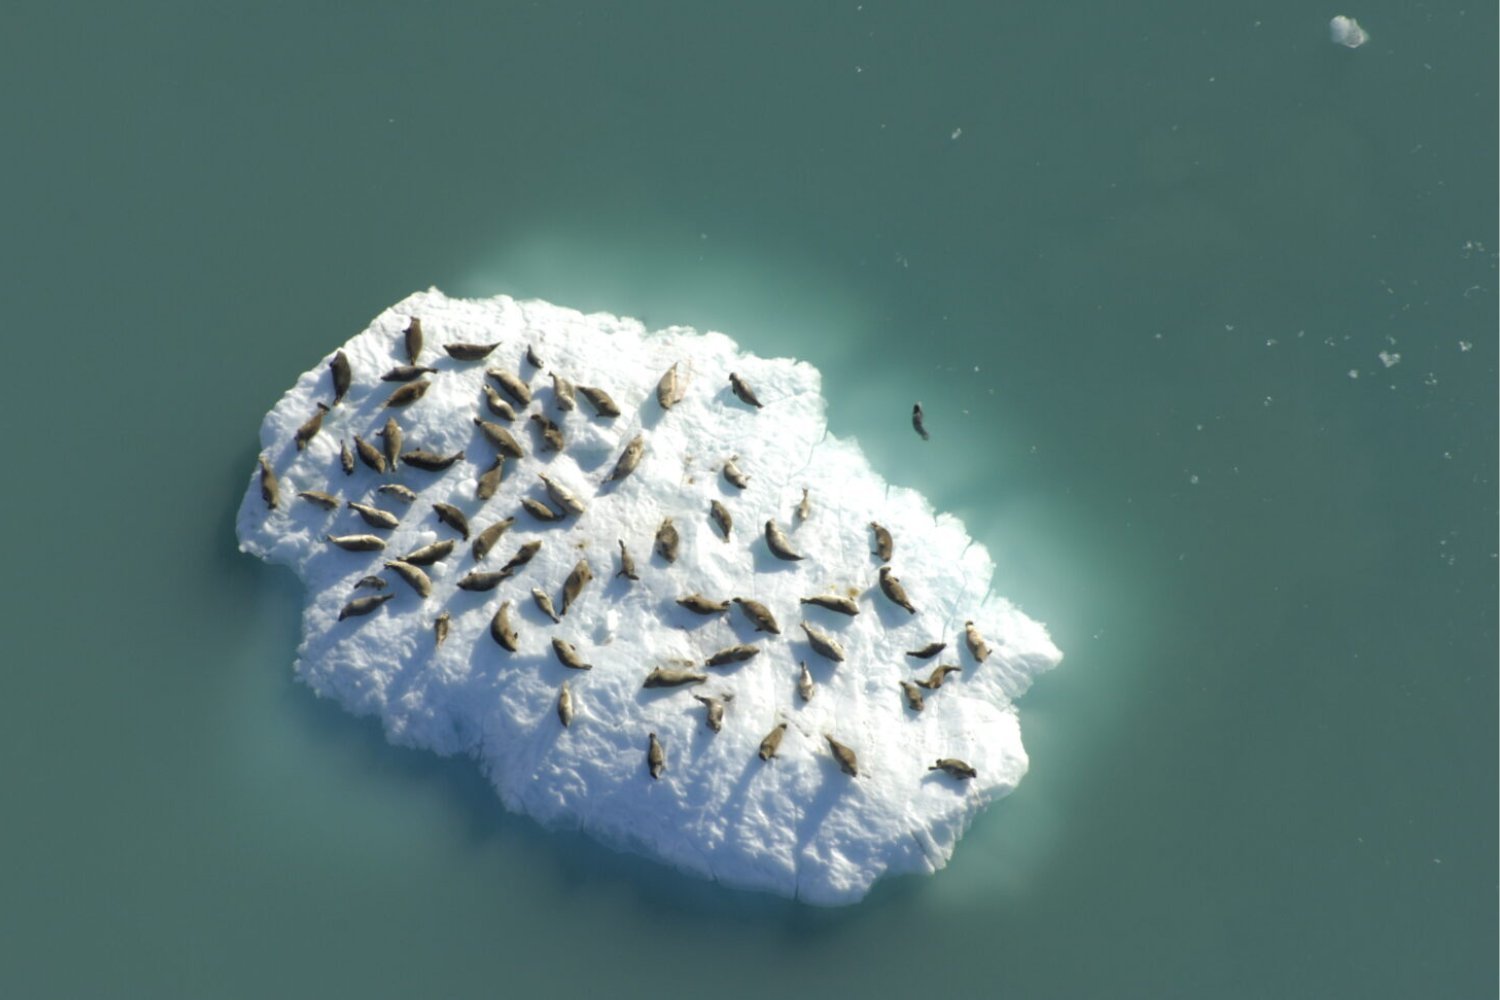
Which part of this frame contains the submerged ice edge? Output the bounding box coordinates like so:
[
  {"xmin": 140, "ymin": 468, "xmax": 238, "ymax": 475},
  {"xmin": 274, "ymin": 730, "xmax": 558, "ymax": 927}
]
[{"xmin": 237, "ymin": 288, "xmax": 1062, "ymax": 904}]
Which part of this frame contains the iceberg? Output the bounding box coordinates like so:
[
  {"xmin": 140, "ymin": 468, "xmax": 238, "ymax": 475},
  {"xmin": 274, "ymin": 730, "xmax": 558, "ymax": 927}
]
[
  {"xmin": 1329, "ymin": 15, "xmax": 1369, "ymax": 48},
  {"xmin": 237, "ymin": 289, "xmax": 1061, "ymax": 904}
]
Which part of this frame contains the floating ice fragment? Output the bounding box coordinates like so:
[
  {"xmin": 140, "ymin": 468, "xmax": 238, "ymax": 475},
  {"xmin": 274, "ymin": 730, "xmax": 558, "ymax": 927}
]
[
  {"xmin": 237, "ymin": 289, "xmax": 1061, "ymax": 905},
  {"xmin": 1329, "ymin": 15, "xmax": 1368, "ymax": 48},
  {"xmin": 1378, "ymin": 351, "xmax": 1401, "ymax": 368}
]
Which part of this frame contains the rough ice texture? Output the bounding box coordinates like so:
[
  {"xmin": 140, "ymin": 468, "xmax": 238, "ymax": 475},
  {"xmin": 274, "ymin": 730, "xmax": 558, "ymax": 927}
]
[{"xmin": 236, "ymin": 289, "xmax": 1061, "ymax": 904}]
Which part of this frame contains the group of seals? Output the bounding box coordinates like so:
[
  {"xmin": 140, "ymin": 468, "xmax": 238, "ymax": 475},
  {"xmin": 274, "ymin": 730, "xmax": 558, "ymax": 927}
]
[{"xmin": 257, "ymin": 313, "xmax": 994, "ymax": 789}]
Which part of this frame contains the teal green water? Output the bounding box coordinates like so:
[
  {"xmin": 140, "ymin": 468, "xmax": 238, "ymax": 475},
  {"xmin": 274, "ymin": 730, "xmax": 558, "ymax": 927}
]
[{"xmin": 2, "ymin": 3, "xmax": 1494, "ymax": 996}]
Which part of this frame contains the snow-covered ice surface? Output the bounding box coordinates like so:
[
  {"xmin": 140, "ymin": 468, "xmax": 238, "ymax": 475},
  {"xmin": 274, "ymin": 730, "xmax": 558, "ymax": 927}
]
[{"xmin": 236, "ymin": 289, "xmax": 1062, "ymax": 904}]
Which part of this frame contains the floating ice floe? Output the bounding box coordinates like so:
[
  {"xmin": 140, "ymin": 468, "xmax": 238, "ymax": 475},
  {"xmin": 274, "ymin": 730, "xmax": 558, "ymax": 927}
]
[
  {"xmin": 237, "ymin": 289, "xmax": 1061, "ymax": 904},
  {"xmin": 1329, "ymin": 15, "xmax": 1369, "ymax": 48}
]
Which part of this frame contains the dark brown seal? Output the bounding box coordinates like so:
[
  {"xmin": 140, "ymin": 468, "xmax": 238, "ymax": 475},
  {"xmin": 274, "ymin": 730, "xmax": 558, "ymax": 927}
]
[
  {"xmin": 764, "ymin": 520, "xmax": 803, "ymax": 561},
  {"xmin": 330, "ymin": 351, "xmax": 352, "ymax": 404},
  {"xmin": 490, "ymin": 601, "xmax": 518, "ymax": 651},
  {"xmin": 471, "ymin": 517, "xmax": 515, "ymax": 561},
  {"xmin": 403, "ymin": 316, "xmax": 423, "ymax": 364},
  {"xmin": 401, "ymin": 449, "xmax": 465, "ymax": 472},
  {"xmin": 472, "ymin": 417, "xmax": 524, "ymax": 459},
  {"xmin": 434, "ymin": 612, "xmax": 450, "ymax": 648},
  {"xmin": 379, "ymin": 417, "xmax": 403, "ymax": 470},
  {"xmin": 870, "ymin": 522, "xmax": 893, "ymax": 562},
  {"xmin": 644, "ymin": 667, "xmax": 707, "ymax": 688},
  {"xmin": 295, "ymin": 402, "xmax": 330, "ymax": 451},
  {"xmin": 608, "ymin": 435, "xmax": 644, "ymax": 482},
  {"xmin": 878, "ymin": 566, "xmax": 916, "ymax": 614},
  {"xmin": 758, "ymin": 722, "xmax": 788, "ymax": 761},
  {"xmin": 383, "ymin": 379, "xmax": 430, "ymax": 408},
  {"xmin": 353, "ymin": 435, "xmax": 386, "ymax": 474},
  {"xmin": 476, "ymin": 455, "xmax": 506, "ymax": 501},
  {"xmin": 825, "ymin": 735, "xmax": 859, "ymax": 777},
  {"xmin": 704, "ymin": 644, "xmax": 760, "ymax": 667},
  {"xmin": 551, "ymin": 637, "xmax": 592, "ymax": 670},
  {"xmin": 915, "ymin": 664, "xmax": 961, "ymax": 690},
  {"xmin": 258, "ymin": 455, "xmax": 279, "ymax": 509},
  {"xmin": 728, "ymin": 372, "xmax": 763, "ymax": 408},
  {"xmin": 496, "ymin": 540, "xmax": 542, "ymax": 579},
  {"xmin": 457, "ymin": 569, "xmax": 505, "ymax": 592},
  {"xmin": 732, "ymin": 597, "xmax": 779, "ymax": 634},
  {"xmin": 433, "ymin": 502, "xmax": 470, "ymax": 539},
  {"xmin": 578, "ymin": 385, "xmax": 620, "ymax": 418},
  {"xmin": 399, "ymin": 538, "xmax": 455, "ymax": 566},
  {"xmin": 559, "ymin": 559, "xmax": 593, "ymax": 616},
  {"xmin": 521, "ymin": 497, "xmax": 563, "ymax": 522},
  {"xmin": 906, "ymin": 641, "xmax": 946, "ymax": 659},
  {"xmin": 298, "ymin": 489, "xmax": 340, "ymax": 510},
  {"xmin": 444, "ymin": 341, "xmax": 500, "ymax": 361},
  {"xmin": 381, "ymin": 365, "xmax": 437, "ymax": 382},
  {"xmin": 709, "ymin": 500, "xmax": 732, "ymax": 541},
  {"xmin": 338, "ymin": 592, "xmax": 394, "ymax": 620},
  {"xmin": 912, "ymin": 402, "xmax": 929, "ymax": 440},
  {"xmin": 654, "ymin": 518, "xmax": 679, "ymax": 563},
  {"xmin": 529, "ymin": 413, "xmax": 564, "ymax": 452},
  {"xmin": 677, "ymin": 594, "xmax": 729, "ymax": 615},
  {"xmin": 929, "ymin": 758, "xmax": 977, "ymax": 779}
]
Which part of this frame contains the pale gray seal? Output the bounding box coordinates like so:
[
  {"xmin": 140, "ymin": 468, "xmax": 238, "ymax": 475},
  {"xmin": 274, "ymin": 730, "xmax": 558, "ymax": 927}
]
[
  {"xmin": 758, "ymin": 722, "xmax": 788, "ymax": 761},
  {"xmin": 490, "ymin": 600, "xmax": 518, "ymax": 651},
  {"xmin": 878, "ymin": 566, "xmax": 916, "ymax": 614},
  {"xmin": 704, "ymin": 644, "xmax": 760, "ymax": 667},
  {"xmin": 551, "ymin": 373, "xmax": 576, "ymax": 411},
  {"xmin": 339, "ymin": 592, "xmax": 394, "ymax": 620},
  {"xmin": 825, "ymin": 735, "xmax": 859, "ymax": 777},
  {"xmin": 643, "ymin": 667, "xmax": 707, "ymax": 688},
  {"xmin": 647, "ymin": 732, "xmax": 665, "ymax": 779},
  {"xmin": 869, "ymin": 522, "xmax": 893, "ymax": 562},
  {"xmin": 353, "ymin": 434, "xmax": 385, "ymax": 474},
  {"xmin": 722, "ymin": 456, "xmax": 749, "ymax": 489},
  {"xmin": 379, "ymin": 417, "xmax": 403, "ymax": 470},
  {"xmin": 330, "ymin": 350, "xmax": 351, "ymax": 404},
  {"xmin": 471, "ymin": 517, "xmax": 515, "ymax": 561},
  {"xmin": 433, "ymin": 502, "xmax": 470, "ymax": 539},
  {"xmin": 326, "ymin": 533, "xmax": 385, "ymax": 552},
  {"xmin": 728, "ymin": 372, "xmax": 762, "ymax": 408},
  {"xmin": 764, "ymin": 520, "xmax": 803, "ymax": 561},
  {"xmin": 525, "ymin": 344, "xmax": 544, "ymax": 369},
  {"xmin": 899, "ymin": 680, "xmax": 925, "ymax": 712},
  {"xmin": 487, "ymin": 368, "xmax": 531, "ymax": 407},
  {"xmin": 929, "ymin": 759, "xmax": 977, "ymax": 780},
  {"xmin": 529, "ymin": 413, "xmax": 564, "ymax": 452},
  {"xmin": 377, "ymin": 483, "xmax": 418, "ymax": 503},
  {"xmin": 539, "ymin": 473, "xmax": 585, "ymax": 516},
  {"xmin": 353, "ymin": 575, "xmax": 386, "ymax": 591},
  {"xmin": 912, "ymin": 402, "xmax": 929, "ymax": 441},
  {"xmin": 481, "ymin": 384, "xmax": 517, "ymax": 421},
  {"xmin": 472, "ymin": 417, "xmax": 524, "ymax": 459},
  {"xmin": 800, "ymin": 622, "xmax": 845, "ymax": 662},
  {"xmin": 797, "ymin": 662, "xmax": 814, "ymax": 702},
  {"xmin": 384, "ymin": 379, "xmax": 430, "ymax": 408},
  {"xmin": 348, "ymin": 501, "xmax": 399, "ymax": 531},
  {"xmin": 906, "ymin": 641, "xmax": 946, "ymax": 659},
  {"xmin": 531, "ymin": 587, "xmax": 561, "ymax": 623},
  {"xmin": 380, "ymin": 364, "xmax": 437, "ymax": 382},
  {"xmin": 557, "ymin": 682, "xmax": 575, "ymax": 727},
  {"xmin": 656, "ymin": 363, "xmax": 684, "ymax": 409},
  {"xmin": 677, "ymin": 594, "xmax": 729, "ymax": 615},
  {"xmin": 258, "ymin": 455, "xmax": 279, "ymax": 509},
  {"xmin": 608, "ymin": 435, "xmax": 645, "ymax": 482},
  {"xmin": 444, "ymin": 341, "xmax": 500, "ymax": 361},
  {"xmin": 799, "ymin": 594, "xmax": 859, "ymax": 616},
  {"xmin": 795, "ymin": 487, "xmax": 810, "ymax": 523},
  {"xmin": 476, "ymin": 456, "xmax": 506, "ymax": 501},
  {"xmin": 383, "ymin": 559, "xmax": 432, "ymax": 598},
  {"xmin": 964, "ymin": 620, "xmax": 991, "ymax": 662},
  {"xmin": 298, "ymin": 489, "xmax": 340, "ymax": 510},
  {"xmin": 457, "ymin": 570, "xmax": 506, "ymax": 592},
  {"xmin": 578, "ymin": 385, "xmax": 620, "ymax": 418},
  {"xmin": 709, "ymin": 500, "xmax": 732, "ymax": 541},
  {"xmin": 693, "ymin": 693, "xmax": 732, "ymax": 732},
  {"xmin": 403, "ymin": 316, "xmax": 423, "ymax": 364},
  {"xmin": 551, "ymin": 637, "xmax": 592, "ymax": 670},
  {"xmin": 732, "ymin": 597, "xmax": 780, "ymax": 634},
  {"xmin": 340, "ymin": 440, "xmax": 355, "ymax": 475},
  {"xmin": 654, "ymin": 517, "xmax": 679, "ymax": 563},
  {"xmin": 294, "ymin": 402, "xmax": 330, "ymax": 451},
  {"xmin": 434, "ymin": 612, "xmax": 450, "ymax": 648},
  {"xmin": 400, "ymin": 538, "xmax": 455, "ymax": 566},
  {"xmin": 521, "ymin": 497, "xmax": 563, "ymax": 522},
  {"xmin": 401, "ymin": 449, "xmax": 465, "ymax": 472},
  {"xmin": 559, "ymin": 559, "xmax": 593, "ymax": 616},
  {"xmin": 616, "ymin": 539, "xmax": 639, "ymax": 580},
  {"xmin": 915, "ymin": 664, "xmax": 961, "ymax": 690}
]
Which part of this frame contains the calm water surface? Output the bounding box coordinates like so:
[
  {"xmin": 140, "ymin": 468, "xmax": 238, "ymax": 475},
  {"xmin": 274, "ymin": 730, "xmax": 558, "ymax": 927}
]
[{"xmin": 2, "ymin": 3, "xmax": 1494, "ymax": 997}]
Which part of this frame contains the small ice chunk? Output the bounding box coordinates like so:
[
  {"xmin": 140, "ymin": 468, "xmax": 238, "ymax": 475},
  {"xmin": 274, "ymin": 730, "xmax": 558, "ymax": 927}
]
[
  {"xmin": 1379, "ymin": 351, "xmax": 1401, "ymax": 368},
  {"xmin": 1329, "ymin": 15, "xmax": 1368, "ymax": 48},
  {"xmin": 237, "ymin": 289, "xmax": 1062, "ymax": 904}
]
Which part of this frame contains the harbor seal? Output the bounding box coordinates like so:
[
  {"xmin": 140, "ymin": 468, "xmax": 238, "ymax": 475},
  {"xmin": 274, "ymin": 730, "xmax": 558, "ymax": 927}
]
[
  {"xmin": 693, "ymin": 693, "xmax": 731, "ymax": 732},
  {"xmin": 656, "ymin": 362, "xmax": 684, "ymax": 409},
  {"xmin": 732, "ymin": 597, "xmax": 780, "ymax": 634},
  {"xmin": 339, "ymin": 439, "xmax": 355, "ymax": 475},
  {"xmin": 380, "ymin": 364, "xmax": 437, "ymax": 382},
  {"xmin": 758, "ymin": 722, "xmax": 788, "ymax": 761},
  {"xmin": 578, "ymin": 385, "xmax": 620, "ymax": 418},
  {"xmin": 481, "ymin": 383, "xmax": 517, "ymax": 421},
  {"xmin": 616, "ymin": 539, "xmax": 639, "ymax": 580},
  {"xmin": 825, "ymin": 735, "xmax": 859, "ymax": 777},
  {"xmin": 912, "ymin": 402, "xmax": 929, "ymax": 441},
  {"xmin": 899, "ymin": 680, "xmax": 925, "ymax": 712},
  {"xmin": 383, "ymin": 559, "xmax": 432, "ymax": 598},
  {"xmin": 525, "ymin": 344, "xmax": 544, "ymax": 369},
  {"xmin": 677, "ymin": 594, "xmax": 729, "ymax": 615},
  {"xmin": 476, "ymin": 455, "xmax": 506, "ymax": 500},
  {"xmin": 764, "ymin": 520, "xmax": 803, "ymax": 561},
  {"xmin": 531, "ymin": 587, "xmax": 561, "ymax": 623},
  {"xmin": 559, "ymin": 559, "xmax": 593, "ymax": 616},
  {"xmin": 338, "ymin": 592, "xmax": 394, "ymax": 620},
  {"xmin": 521, "ymin": 497, "xmax": 563, "ymax": 522},
  {"xmin": 709, "ymin": 500, "xmax": 732, "ymax": 540},
  {"xmin": 444, "ymin": 341, "xmax": 500, "ymax": 361},
  {"xmin": 434, "ymin": 612, "xmax": 450, "ymax": 648},
  {"xmin": 383, "ymin": 379, "xmax": 430, "ymax": 408},
  {"xmin": 878, "ymin": 565, "xmax": 916, "ymax": 614},
  {"xmin": 298, "ymin": 489, "xmax": 340, "ymax": 510},
  {"xmin": 496, "ymin": 540, "xmax": 542, "ymax": 579},
  {"xmin": 433, "ymin": 502, "xmax": 470, "ymax": 540},
  {"xmin": 347, "ymin": 501, "xmax": 399, "ymax": 531},
  {"xmin": 330, "ymin": 351, "xmax": 351, "ymax": 404},
  {"xmin": 490, "ymin": 600, "xmax": 519, "ymax": 651},
  {"xmin": 551, "ymin": 372, "xmax": 576, "ymax": 411},
  {"xmin": 557, "ymin": 682, "xmax": 574, "ymax": 727},
  {"xmin": 799, "ymin": 594, "xmax": 859, "ymax": 616},
  {"xmin": 529, "ymin": 413, "xmax": 564, "ymax": 452},
  {"xmin": 915, "ymin": 664, "xmax": 961, "ymax": 690},
  {"xmin": 704, "ymin": 644, "xmax": 760, "ymax": 667},
  {"xmin": 643, "ymin": 667, "xmax": 707, "ymax": 688},
  {"xmin": 929, "ymin": 758, "xmax": 977, "ymax": 780},
  {"xmin": 472, "ymin": 417, "xmax": 524, "ymax": 459},
  {"xmin": 654, "ymin": 517, "xmax": 679, "ymax": 563},
  {"xmin": 608, "ymin": 434, "xmax": 645, "ymax": 482},
  {"xmin": 456, "ymin": 569, "xmax": 506, "ymax": 592},
  {"xmin": 964, "ymin": 620, "xmax": 992, "ymax": 662},
  {"xmin": 797, "ymin": 661, "xmax": 814, "ymax": 702},
  {"xmin": 722, "ymin": 456, "xmax": 749, "ymax": 489},
  {"xmin": 353, "ymin": 575, "xmax": 386, "ymax": 590},
  {"xmin": 728, "ymin": 372, "xmax": 763, "ymax": 409},
  {"xmin": 258, "ymin": 455, "xmax": 279, "ymax": 509},
  {"xmin": 869, "ymin": 522, "xmax": 893, "ymax": 562},
  {"xmin": 551, "ymin": 637, "xmax": 592, "ymax": 670},
  {"xmin": 799, "ymin": 622, "xmax": 845, "ymax": 662},
  {"xmin": 326, "ymin": 533, "xmax": 385, "ymax": 552},
  {"xmin": 294, "ymin": 402, "xmax": 330, "ymax": 451},
  {"xmin": 401, "ymin": 449, "xmax": 465, "ymax": 471},
  {"xmin": 403, "ymin": 316, "xmax": 423, "ymax": 364},
  {"xmin": 353, "ymin": 435, "xmax": 385, "ymax": 474},
  {"xmin": 486, "ymin": 368, "xmax": 531, "ymax": 407},
  {"xmin": 795, "ymin": 487, "xmax": 810, "ymax": 524},
  {"xmin": 647, "ymin": 732, "xmax": 665, "ymax": 779},
  {"xmin": 399, "ymin": 538, "xmax": 455, "ymax": 566},
  {"xmin": 379, "ymin": 417, "xmax": 403, "ymax": 470},
  {"xmin": 906, "ymin": 641, "xmax": 946, "ymax": 659},
  {"xmin": 377, "ymin": 483, "xmax": 418, "ymax": 503},
  {"xmin": 471, "ymin": 516, "xmax": 515, "ymax": 561},
  {"xmin": 539, "ymin": 473, "xmax": 586, "ymax": 516}
]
